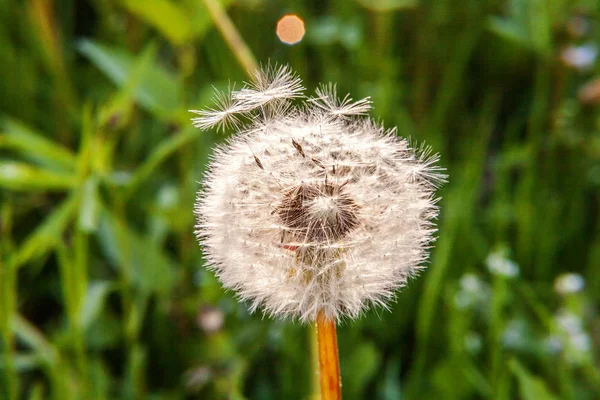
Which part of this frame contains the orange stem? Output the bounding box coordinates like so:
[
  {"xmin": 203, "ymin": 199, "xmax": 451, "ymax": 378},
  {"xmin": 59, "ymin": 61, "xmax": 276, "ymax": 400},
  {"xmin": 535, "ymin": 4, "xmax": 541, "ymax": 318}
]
[{"xmin": 316, "ymin": 311, "xmax": 341, "ymax": 400}]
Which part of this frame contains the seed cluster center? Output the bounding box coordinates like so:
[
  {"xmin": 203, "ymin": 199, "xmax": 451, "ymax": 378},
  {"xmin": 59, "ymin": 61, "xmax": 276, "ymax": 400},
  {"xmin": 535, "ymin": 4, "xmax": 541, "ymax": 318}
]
[{"xmin": 276, "ymin": 182, "xmax": 360, "ymax": 242}]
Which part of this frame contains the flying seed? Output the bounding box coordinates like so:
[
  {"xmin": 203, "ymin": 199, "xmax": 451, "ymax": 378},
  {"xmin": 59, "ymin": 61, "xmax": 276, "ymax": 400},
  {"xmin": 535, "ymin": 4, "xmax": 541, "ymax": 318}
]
[
  {"xmin": 311, "ymin": 157, "xmax": 325, "ymax": 169},
  {"xmin": 292, "ymin": 139, "xmax": 306, "ymax": 157},
  {"xmin": 254, "ymin": 155, "xmax": 264, "ymax": 170}
]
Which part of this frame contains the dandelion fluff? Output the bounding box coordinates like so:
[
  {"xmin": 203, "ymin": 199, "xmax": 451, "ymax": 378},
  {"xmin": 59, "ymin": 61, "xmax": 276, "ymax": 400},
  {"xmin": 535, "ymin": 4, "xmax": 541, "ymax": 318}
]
[
  {"xmin": 309, "ymin": 83, "xmax": 372, "ymax": 118},
  {"xmin": 192, "ymin": 65, "xmax": 446, "ymax": 322},
  {"xmin": 189, "ymin": 86, "xmax": 243, "ymax": 132}
]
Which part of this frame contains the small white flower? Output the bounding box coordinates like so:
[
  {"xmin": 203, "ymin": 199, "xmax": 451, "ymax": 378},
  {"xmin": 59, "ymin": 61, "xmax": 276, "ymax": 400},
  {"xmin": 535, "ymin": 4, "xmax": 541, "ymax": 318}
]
[
  {"xmin": 192, "ymin": 65, "xmax": 446, "ymax": 322},
  {"xmin": 542, "ymin": 335, "xmax": 563, "ymax": 354},
  {"xmin": 460, "ymin": 273, "xmax": 485, "ymax": 293},
  {"xmin": 569, "ymin": 332, "xmax": 592, "ymax": 353},
  {"xmin": 555, "ymin": 310, "xmax": 583, "ymax": 337},
  {"xmin": 560, "ymin": 44, "xmax": 598, "ymax": 70},
  {"xmin": 486, "ymin": 249, "xmax": 519, "ymax": 278},
  {"xmin": 553, "ymin": 309, "xmax": 593, "ymax": 363},
  {"xmin": 464, "ymin": 331, "xmax": 482, "ymax": 354},
  {"xmin": 554, "ymin": 273, "xmax": 585, "ymax": 295},
  {"xmin": 502, "ymin": 319, "xmax": 528, "ymax": 350},
  {"xmin": 197, "ymin": 306, "xmax": 225, "ymax": 334},
  {"xmin": 551, "ymin": 309, "xmax": 592, "ymax": 365},
  {"xmin": 453, "ymin": 273, "xmax": 490, "ymax": 310}
]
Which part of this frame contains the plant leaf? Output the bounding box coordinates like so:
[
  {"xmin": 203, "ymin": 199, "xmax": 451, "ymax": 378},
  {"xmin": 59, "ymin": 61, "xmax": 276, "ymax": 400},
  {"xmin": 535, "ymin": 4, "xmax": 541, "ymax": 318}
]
[
  {"xmin": 0, "ymin": 161, "xmax": 76, "ymax": 191},
  {"xmin": 12, "ymin": 314, "xmax": 59, "ymax": 367},
  {"xmin": 11, "ymin": 193, "xmax": 78, "ymax": 269},
  {"xmin": 356, "ymin": 0, "xmax": 418, "ymax": 11},
  {"xmin": 509, "ymin": 359, "xmax": 560, "ymax": 400},
  {"xmin": 0, "ymin": 118, "xmax": 76, "ymax": 171},
  {"xmin": 97, "ymin": 208, "xmax": 178, "ymax": 295},
  {"xmin": 122, "ymin": 0, "xmax": 194, "ymax": 45},
  {"xmin": 79, "ymin": 281, "xmax": 114, "ymax": 330},
  {"xmin": 342, "ymin": 341, "xmax": 381, "ymax": 398},
  {"xmin": 78, "ymin": 176, "xmax": 101, "ymax": 233},
  {"xmin": 125, "ymin": 126, "xmax": 202, "ymax": 195},
  {"xmin": 76, "ymin": 39, "xmax": 181, "ymax": 116}
]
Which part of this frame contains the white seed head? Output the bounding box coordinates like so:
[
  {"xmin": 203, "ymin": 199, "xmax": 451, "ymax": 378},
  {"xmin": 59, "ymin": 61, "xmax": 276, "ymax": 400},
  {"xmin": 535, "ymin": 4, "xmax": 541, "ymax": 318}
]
[{"xmin": 192, "ymin": 65, "xmax": 446, "ymax": 323}]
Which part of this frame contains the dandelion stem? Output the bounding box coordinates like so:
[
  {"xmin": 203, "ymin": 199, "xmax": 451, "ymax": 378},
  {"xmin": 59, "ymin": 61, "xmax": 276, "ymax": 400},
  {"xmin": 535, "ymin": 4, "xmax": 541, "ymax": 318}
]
[
  {"xmin": 316, "ymin": 311, "xmax": 341, "ymax": 400},
  {"xmin": 201, "ymin": 0, "xmax": 258, "ymax": 76},
  {"xmin": 310, "ymin": 324, "xmax": 320, "ymax": 399}
]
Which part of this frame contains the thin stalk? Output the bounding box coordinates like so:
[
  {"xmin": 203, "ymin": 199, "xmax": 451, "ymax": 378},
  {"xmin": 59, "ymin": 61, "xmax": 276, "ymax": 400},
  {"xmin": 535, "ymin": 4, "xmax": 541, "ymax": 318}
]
[
  {"xmin": 0, "ymin": 262, "xmax": 18, "ymax": 400},
  {"xmin": 316, "ymin": 311, "xmax": 341, "ymax": 400},
  {"xmin": 310, "ymin": 323, "xmax": 320, "ymax": 399},
  {"xmin": 0, "ymin": 203, "xmax": 17, "ymax": 400},
  {"xmin": 201, "ymin": 0, "xmax": 258, "ymax": 75}
]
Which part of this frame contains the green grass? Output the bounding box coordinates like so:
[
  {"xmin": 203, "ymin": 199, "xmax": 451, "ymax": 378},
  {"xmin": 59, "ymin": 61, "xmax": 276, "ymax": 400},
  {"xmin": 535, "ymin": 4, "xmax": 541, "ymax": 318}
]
[{"xmin": 1, "ymin": 0, "xmax": 599, "ymax": 399}]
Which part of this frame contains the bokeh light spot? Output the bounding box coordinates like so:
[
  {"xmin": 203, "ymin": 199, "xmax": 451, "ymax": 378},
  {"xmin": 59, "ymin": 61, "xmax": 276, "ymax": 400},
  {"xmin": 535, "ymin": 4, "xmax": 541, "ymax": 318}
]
[{"xmin": 277, "ymin": 15, "xmax": 305, "ymax": 45}]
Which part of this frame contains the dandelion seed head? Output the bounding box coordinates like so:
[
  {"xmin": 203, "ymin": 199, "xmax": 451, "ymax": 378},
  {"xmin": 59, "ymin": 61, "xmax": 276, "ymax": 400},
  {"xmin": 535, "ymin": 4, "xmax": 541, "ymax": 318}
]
[{"xmin": 192, "ymin": 65, "xmax": 446, "ymax": 322}]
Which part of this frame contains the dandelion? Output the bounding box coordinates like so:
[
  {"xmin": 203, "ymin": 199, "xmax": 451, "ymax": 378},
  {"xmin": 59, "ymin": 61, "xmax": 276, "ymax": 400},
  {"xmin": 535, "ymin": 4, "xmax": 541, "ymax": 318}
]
[
  {"xmin": 192, "ymin": 65, "xmax": 445, "ymax": 322},
  {"xmin": 191, "ymin": 64, "xmax": 445, "ymax": 399}
]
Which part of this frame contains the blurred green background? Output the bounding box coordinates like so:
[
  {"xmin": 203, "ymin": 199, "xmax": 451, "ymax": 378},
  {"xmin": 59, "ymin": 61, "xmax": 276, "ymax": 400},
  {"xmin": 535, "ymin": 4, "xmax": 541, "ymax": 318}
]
[{"xmin": 1, "ymin": 0, "xmax": 600, "ymax": 399}]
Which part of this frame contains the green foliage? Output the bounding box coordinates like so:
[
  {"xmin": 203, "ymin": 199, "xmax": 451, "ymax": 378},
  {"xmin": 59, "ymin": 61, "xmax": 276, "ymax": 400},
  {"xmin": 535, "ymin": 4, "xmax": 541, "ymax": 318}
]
[{"xmin": 1, "ymin": 0, "xmax": 600, "ymax": 399}]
